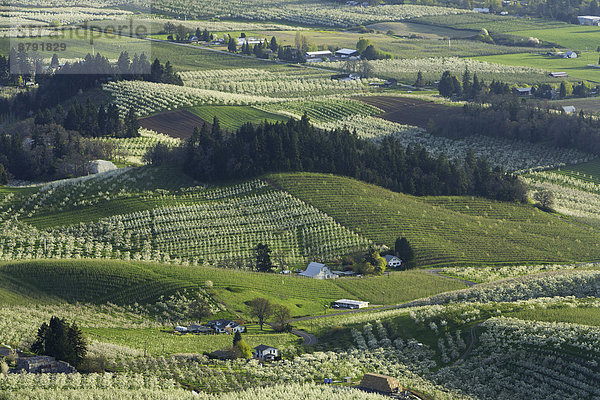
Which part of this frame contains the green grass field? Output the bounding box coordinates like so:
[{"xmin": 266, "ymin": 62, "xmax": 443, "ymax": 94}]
[
  {"xmin": 186, "ymin": 105, "xmax": 289, "ymax": 130},
  {"xmin": 0, "ymin": 260, "xmax": 465, "ymax": 316},
  {"xmin": 268, "ymin": 172, "xmax": 600, "ymax": 267},
  {"xmin": 509, "ymin": 25, "xmax": 600, "ymax": 51},
  {"xmin": 551, "ymin": 98, "xmax": 600, "ymax": 114},
  {"xmin": 509, "ymin": 305, "xmax": 600, "ymax": 327},
  {"xmin": 0, "ymin": 30, "xmax": 276, "ymax": 72},
  {"xmin": 473, "ymin": 52, "xmax": 600, "ymax": 83},
  {"xmin": 85, "ymin": 326, "xmax": 297, "ymax": 356},
  {"xmin": 414, "ymin": 14, "xmax": 566, "ymax": 34}
]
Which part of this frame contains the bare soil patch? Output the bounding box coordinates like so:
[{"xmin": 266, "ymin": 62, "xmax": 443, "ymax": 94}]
[
  {"xmin": 139, "ymin": 110, "xmax": 210, "ymax": 140},
  {"xmin": 357, "ymin": 96, "xmax": 458, "ymax": 128}
]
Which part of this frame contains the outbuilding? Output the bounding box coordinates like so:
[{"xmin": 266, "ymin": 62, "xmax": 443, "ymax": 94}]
[
  {"xmin": 335, "ymin": 48, "xmax": 360, "ymax": 58},
  {"xmin": 359, "ymin": 373, "xmax": 402, "ymax": 394},
  {"xmin": 332, "ymin": 299, "xmax": 369, "ymax": 309}
]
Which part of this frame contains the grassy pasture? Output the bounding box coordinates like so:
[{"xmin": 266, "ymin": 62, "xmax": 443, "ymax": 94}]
[
  {"xmin": 366, "ymin": 21, "xmax": 476, "ymax": 39},
  {"xmin": 509, "ymin": 25, "xmax": 600, "ymax": 51},
  {"xmin": 551, "ymin": 98, "xmax": 600, "ymax": 115},
  {"xmin": 473, "ymin": 52, "xmax": 600, "ymax": 82},
  {"xmin": 0, "ymin": 260, "xmax": 464, "ymax": 316},
  {"xmin": 414, "ymin": 14, "xmax": 566, "ymax": 34},
  {"xmin": 0, "ymin": 30, "xmax": 276, "ymax": 71},
  {"xmin": 269, "ymin": 172, "xmax": 600, "ymax": 267},
  {"xmin": 509, "ymin": 305, "xmax": 600, "ymax": 326},
  {"xmin": 186, "ymin": 105, "xmax": 289, "ymax": 131},
  {"xmin": 85, "ymin": 326, "xmax": 297, "ymax": 355}
]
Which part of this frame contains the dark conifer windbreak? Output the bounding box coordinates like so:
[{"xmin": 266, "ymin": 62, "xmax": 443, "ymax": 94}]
[{"xmin": 177, "ymin": 115, "xmax": 526, "ymax": 202}]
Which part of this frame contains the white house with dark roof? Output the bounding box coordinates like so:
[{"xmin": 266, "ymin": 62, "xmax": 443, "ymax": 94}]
[
  {"xmin": 254, "ymin": 344, "xmax": 279, "ymax": 361},
  {"xmin": 299, "ymin": 262, "xmax": 337, "ymax": 279},
  {"xmin": 206, "ymin": 319, "xmax": 246, "ymax": 333},
  {"xmin": 384, "ymin": 255, "xmax": 402, "ymax": 268}
]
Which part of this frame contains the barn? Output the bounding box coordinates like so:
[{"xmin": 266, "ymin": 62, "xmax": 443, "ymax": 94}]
[{"xmin": 359, "ymin": 373, "xmax": 402, "ymax": 394}]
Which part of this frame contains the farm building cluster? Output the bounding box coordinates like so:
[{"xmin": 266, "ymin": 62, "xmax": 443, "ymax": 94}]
[
  {"xmin": 175, "ymin": 319, "xmax": 246, "ymax": 335},
  {"xmin": 299, "ymin": 257, "xmax": 402, "ymax": 280},
  {"xmin": 305, "ymin": 48, "xmax": 360, "ymax": 63}
]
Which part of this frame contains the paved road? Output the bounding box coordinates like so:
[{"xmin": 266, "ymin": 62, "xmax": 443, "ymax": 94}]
[
  {"xmin": 461, "ymin": 323, "xmax": 481, "ymax": 359},
  {"xmin": 291, "ymin": 329, "xmax": 317, "ymax": 346}
]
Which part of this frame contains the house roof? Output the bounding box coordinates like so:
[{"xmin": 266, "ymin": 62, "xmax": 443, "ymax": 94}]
[
  {"xmin": 255, "ymin": 344, "xmax": 277, "ymax": 351},
  {"xmin": 299, "ymin": 262, "xmax": 327, "ymax": 277},
  {"xmin": 306, "ymin": 51, "xmax": 332, "ymax": 56},
  {"xmin": 514, "ymin": 87, "xmax": 532, "ymax": 92},
  {"xmin": 334, "ymin": 299, "xmax": 369, "ymax": 306},
  {"xmin": 562, "ymin": 106, "xmax": 576, "ymax": 113},
  {"xmin": 336, "ymin": 48, "xmax": 358, "ymax": 55},
  {"xmin": 384, "ymin": 255, "xmax": 401, "ymax": 263}
]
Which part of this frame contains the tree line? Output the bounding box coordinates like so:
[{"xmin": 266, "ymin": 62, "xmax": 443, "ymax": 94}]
[
  {"xmin": 34, "ymin": 100, "xmax": 139, "ymax": 139},
  {"xmin": 435, "ymin": 98, "xmax": 600, "ymax": 155},
  {"xmin": 1, "ymin": 51, "xmax": 181, "ymax": 117},
  {"xmin": 149, "ymin": 115, "xmax": 526, "ymax": 202}
]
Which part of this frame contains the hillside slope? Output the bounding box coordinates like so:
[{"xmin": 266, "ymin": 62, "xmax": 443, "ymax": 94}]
[{"xmin": 268, "ymin": 172, "xmax": 600, "ymax": 266}]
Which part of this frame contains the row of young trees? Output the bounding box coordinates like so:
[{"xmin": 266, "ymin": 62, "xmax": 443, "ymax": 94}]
[{"xmin": 160, "ymin": 115, "xmax": 525, "ymax": 202}]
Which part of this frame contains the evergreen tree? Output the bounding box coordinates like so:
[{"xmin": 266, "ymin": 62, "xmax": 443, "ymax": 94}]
[
  {"xmin": 462, "ymin": 68, "xmax": 472, "ymax": 98},
  {"xmin": 414, "ymin": 70, "xmax": 424, "ymax": 87},
  {"xmin": 123, "ymin": 107, "xmax": 139, "ymax": 138},
  {"xmin": 233, "ymin": 331, "xmax": 242, "ymax": 346},
  {"xmin": 0, "ymin": 163, "xmax": 8, "ymax": 185},
  {"xmin": 395, "ymin": 237, "xmax": 414, "ymax": 267},
  {"xmin": 254, "ymin": 243, "xmax": 273, "ymax": 272},
  {"xmin": 31, "ymin": 316, "xmax": 86, "ymax": 368},
  {"xmin": 270, "ymin": 36, "xmax": 278, "ymax": 52},
  {"xmin": 228, "ymin": 37, "xmax": 237, "ymax": 52}
]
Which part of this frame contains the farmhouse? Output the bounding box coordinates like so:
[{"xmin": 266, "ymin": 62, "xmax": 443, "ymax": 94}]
[
  {"xmin": 206, "ymin": 319, "xmax": 246, "ymax": 333},
  {"xmin": 299, "ymin": 262, "xmax": 337, "ymax": 279},
  {"xmin": 16, "ymin": 356, "xmax": 76, "ymax": 374},
  {"xmin": 384, "ymin": 255, "xmax": 403, "ymax": 267},
  {"xmin": 513, "ymin": 87, "xmax": 533, "ymax": 96},
  {"xmin": 237, "ymin": 37, "xmax": 263, "ymax": 45},
  {"xmin": 175, "ymin": 325, "xmax": 188, "ymax": 333},
  {"xmin": 335, "ymin": 48, "xmax": 360, "ymax": 58},
  {"xmin": 359, "ymin": 373, "xmax": 402, "ymax": 394},
  {"xmin": 332, "ymin": 299, "xmax": 369, "ymax": 309},
  {"xmin": 563, "ymin": 51, "xmax": 578, "ymax": 58},
  {"xmin": 253, "ymin": 344, "xmax": 279, "ymax": 361},
  {"xmin": 577, "ymin": 15, "xmax": 600, "ymax": 25},
  {"xmin": 562, "ymin": 106, "xmax": 576, "ymax": 114},
  {"xmin": 305, "ymin": 50, "xmax": 332, "ymax": 62},
  {"xmin": 549, "ymin": 72, "xmax": 568, "ymax": 78}
]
